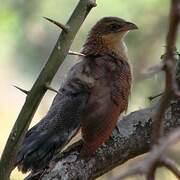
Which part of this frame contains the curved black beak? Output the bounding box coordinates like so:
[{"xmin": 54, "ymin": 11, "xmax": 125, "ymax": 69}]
[{"xmin": 120, "ymin": 22, "xmax": 138, "ymax": 31}]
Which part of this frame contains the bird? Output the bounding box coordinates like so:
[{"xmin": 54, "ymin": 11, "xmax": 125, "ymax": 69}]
[{"xmin": 14, "ymin": 16, "xmax": 138, "ymax": 173}]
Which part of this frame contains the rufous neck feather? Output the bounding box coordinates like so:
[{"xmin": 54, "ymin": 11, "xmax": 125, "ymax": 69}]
[{"xmin": 82, "ymin": 31, "xmax": 129, "ymax": 61}]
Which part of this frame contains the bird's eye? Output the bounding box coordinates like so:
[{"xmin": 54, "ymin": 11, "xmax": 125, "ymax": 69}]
[{"xmin": 110, "ymin": 24, "xmax": 121, "ymax": 31}]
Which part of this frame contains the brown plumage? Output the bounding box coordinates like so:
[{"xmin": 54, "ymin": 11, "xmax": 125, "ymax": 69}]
[
  {"xmin": 80, "ymin": 54, "xmax": 132, "ymax": 156},
  {"xmin": 79, "ymin": 17, "xmax": 137, "ymax": 155},
  {"xmin": 14, "ymin": 17, "xmax": 137, "ymax": 173}
]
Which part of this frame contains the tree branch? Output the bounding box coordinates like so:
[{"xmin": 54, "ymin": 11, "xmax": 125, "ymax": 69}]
[
  {"xmin": 160, "ymin": 156, "xmax": 180, "ymax": 179},
  {"xmin": 0, "ymin": 1, "xmax": 96, "ymax": 179},
  {"xmin": 115, "ymin": 0, "xmax": 180, "ymax": 179},
  {"xmin": 152, "ymin": 0, "xmax": 180, "ymax": 145},
  {"xmin": 114, "ymin": 127, "xmax": 180, "ymax": 180},
  {"xmin": 26, "ymin": 98, "xmax": 180, "ymax": 180}
]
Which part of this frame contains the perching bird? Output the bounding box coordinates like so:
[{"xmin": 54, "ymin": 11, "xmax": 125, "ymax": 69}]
[{"xmin": 15, "ymin": 17, "xmax": 138, "ymax": 173}]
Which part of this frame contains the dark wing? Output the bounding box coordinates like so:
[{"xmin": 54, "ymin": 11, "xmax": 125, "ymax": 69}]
[
  {"xmin": 81, "ymin": 54, "xmax": 132, "ymax": 156},
  {"xmin": 15, "ymin": 61, "xmax": 92, "ymax": 173}
]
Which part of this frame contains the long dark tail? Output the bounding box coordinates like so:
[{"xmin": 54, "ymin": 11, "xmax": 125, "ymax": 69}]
[{"xmin": 14, "ymin": 92, "xmax": 88, "ymax": 173}]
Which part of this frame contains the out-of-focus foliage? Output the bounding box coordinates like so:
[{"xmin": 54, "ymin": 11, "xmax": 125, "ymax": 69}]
[{"xmin": 0, "ymin": 0, "xmax": 179, "ymax": 179}]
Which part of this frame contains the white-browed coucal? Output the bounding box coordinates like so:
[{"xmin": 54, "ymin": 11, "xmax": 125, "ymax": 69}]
[{"xmin": 15, "ymin": 16, "xmax": 138, "ymax": 173}]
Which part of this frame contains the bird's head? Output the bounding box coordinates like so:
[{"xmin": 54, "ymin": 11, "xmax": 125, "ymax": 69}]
[
  {"xmin": 83, "ymin": 17, "xmax": 138, "ymax": 58},
  {"xmin": 91, "ymin": 17, "xmax": 138, "ymax": 37}
]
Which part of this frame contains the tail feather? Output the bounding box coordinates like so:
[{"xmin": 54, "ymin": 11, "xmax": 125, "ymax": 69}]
[{"xmin": 14, "ymin": 92, "xmax": 88, "ymax": 173}]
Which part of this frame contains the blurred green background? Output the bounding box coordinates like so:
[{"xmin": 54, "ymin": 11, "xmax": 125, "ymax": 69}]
[{"xmin": 0, "ymin": 0, "xmax": 179, "ymax": 179}]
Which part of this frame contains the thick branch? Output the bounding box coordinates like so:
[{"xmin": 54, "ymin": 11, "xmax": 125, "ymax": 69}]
[
  {"xmin": 114, "ymin": 128, "xmax": 180, "ymax": 180},
  {"xmin": 0, "ymin": 1, "xmax": 96, "ymax": 179},
  {"xmin": 27, "ymin": 99, "xmax": 180, "ymax": 180}
]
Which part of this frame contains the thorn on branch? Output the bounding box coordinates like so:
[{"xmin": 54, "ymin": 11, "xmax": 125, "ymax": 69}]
[
  {"xmin": 45, "ymin": 83, "xmax": 58, "ymax": 93},
  {"xmin": 68, "ymin": 50, "xmax": 86, "ymax": 57},
  {"xmin": 13, "ymin": 85, "xmax": 29, "ymax": 95},
  {"xmin": 148, "ymin": 92, "xmax": 164, "ymax": 101},
  {"xmin": 43, "ymin": 17, "xmax": 69, "ymax": 33}
]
